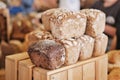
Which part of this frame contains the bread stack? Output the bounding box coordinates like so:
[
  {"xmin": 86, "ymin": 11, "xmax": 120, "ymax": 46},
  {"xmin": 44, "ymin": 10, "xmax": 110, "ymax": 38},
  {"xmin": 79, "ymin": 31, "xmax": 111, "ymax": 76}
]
[
  {"xmin": 80, "ymin": 9, "xmax": 108, "ymax": 57},
  {"xmin": 27, "ymin": 8, "xmax": 108, "ymax": 70}
]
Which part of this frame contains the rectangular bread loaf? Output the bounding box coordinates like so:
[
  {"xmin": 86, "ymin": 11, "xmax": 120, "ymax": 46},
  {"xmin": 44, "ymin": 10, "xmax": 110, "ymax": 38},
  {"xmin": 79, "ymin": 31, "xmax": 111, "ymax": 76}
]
[
  {"xmin": 50, "ymin": 9, "xmax": 87, "ymax": 39},
  {"xmin": 80, "ymin": 9, "xmax": 106, "ymax": 37},
  {"xmin": 79, "ymin": 35, "xmax": 94, "ymax": 60},
  {"xmin": 93, "ymin": 33, "xmax": 108, "ymax": 57},
  {"xmin": 60, "ymin": 38, "xmax": 81, "ymax": 65},
  {"xmin": 41, "ymin": 9, "xmax": 57, "ymax": 31}
]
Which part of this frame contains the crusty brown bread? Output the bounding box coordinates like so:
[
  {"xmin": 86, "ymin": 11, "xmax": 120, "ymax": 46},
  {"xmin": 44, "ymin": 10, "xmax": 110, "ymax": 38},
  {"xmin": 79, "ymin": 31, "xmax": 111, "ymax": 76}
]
[
  {"xmin": 50, "ymin": 8, "xmax": 87, "ymax": 39},
  {"xmin": 27, "ymin": 40, "xmax": 65, "ymax": 70},
  {"xmin": 93, "ymin": 33, "xmax": 108, "ymax": 57},
  {"xmin": 80, "ymin": 9, "xmax": 105, "ymax": 37},
  {"xmin": 79, "ymin": 35, "xmax": 94, "ymax": 60}
]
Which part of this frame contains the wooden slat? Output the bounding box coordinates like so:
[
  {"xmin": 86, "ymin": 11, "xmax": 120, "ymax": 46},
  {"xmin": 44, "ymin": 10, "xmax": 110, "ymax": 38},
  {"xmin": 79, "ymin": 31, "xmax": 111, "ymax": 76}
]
[
  {"xmin": 68, "ymin": 66, "xmax": 82, "ymax": 80},
  {"xmin": 18, "ymin": 59, "xmax": 35, "ymax": 80},
  {"xmin": 83, "ymin": 62, "xmax": 95, "ymax": 80},
  {"xmin": 50, "ymin": 71, "xmax": 67, "ymax": 80},
  {"xmin": 96, "ymin": 55, "xmax": 108, "ymax": 80},
  {"xmin": 33, "ymin": 69, "xmax": 47, "ymax": 80}
]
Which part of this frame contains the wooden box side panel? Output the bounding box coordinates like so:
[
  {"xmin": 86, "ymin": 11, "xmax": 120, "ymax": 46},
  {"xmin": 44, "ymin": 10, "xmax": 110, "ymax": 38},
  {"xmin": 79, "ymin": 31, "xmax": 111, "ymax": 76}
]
[
  {"xmin": 50, "ymin": 71, "xmax": 68, "ymax": 80},
  {"xmin": 5, "ymin": 58, "xmax": 17, "ymax": 80},
  {"xmin": 68, "ymin": 66, "xmax": 82, "ymax": 80},
  {"xmin": 19, "ymin": 65, "xmax": 32, "ymax": 80},
  {"xmin": 33, "ymin": 69, "xmax": 47, "ymax": 80},
  {"xmin": 96, "ymin": 55, "xmax": 108, "ymax": 80},
  {"xmin": 83, "ymin": 62, "xmax": 95, "ymax": 80},
  {"xmin": 18, "ymin": 59, "xmax": 35, "ymax": 80}
]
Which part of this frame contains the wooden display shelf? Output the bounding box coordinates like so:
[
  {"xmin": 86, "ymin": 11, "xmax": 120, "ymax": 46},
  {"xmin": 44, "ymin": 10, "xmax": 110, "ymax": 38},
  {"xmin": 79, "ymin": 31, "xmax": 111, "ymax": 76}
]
[{"xmin": 5, "ymin": 52, "xmax": 108, "ymax": 80}]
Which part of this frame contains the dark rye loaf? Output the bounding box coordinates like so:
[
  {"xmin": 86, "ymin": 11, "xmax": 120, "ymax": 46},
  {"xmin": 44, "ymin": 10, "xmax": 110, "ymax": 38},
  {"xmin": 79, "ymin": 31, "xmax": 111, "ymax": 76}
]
[{"xmin": 27, "ymin": 40, "xmax": 65, "ymax": 70}]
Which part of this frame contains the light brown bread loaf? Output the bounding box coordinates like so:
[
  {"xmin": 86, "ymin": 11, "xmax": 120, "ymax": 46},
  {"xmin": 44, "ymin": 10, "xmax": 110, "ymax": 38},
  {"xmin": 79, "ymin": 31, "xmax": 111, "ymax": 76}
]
[
  {"xmin": 41, "ymin": 8, "xmax": 57, "ymax": 31},
  {"xmin": 79, "ymin": 35, "xmax": 94, "ymax": 60},
  {"xmin": 93, "ymin": 33, "xmax": 108, "ymax": 57},
  {"xmin": 80, "ymin": 9, "xmax": 105, "ymax": 37},
  {"xmin": 60, "ymin": 38, "xmax": 81, "ymax": 65},
  {"xmin": 50, "ymin": 9, "xmax": 87, "ymax": 39}
]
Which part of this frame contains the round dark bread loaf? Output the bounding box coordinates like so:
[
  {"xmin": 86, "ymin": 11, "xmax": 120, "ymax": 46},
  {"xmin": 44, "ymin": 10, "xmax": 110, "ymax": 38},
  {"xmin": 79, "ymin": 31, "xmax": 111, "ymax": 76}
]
[{"xmin": 27, "ymin": 40, "xmax": 65, "ymax": 70}]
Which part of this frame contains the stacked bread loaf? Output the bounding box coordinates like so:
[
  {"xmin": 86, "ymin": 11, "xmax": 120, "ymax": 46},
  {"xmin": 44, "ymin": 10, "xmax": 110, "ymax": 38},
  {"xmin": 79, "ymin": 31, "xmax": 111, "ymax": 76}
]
[
  {"xmin": 80, "ymin": 9, "xmax": 108, "ymax": 57},
  {"xmin": 27, "ymin": 8, "xmax": 108, "ymax": 70}
]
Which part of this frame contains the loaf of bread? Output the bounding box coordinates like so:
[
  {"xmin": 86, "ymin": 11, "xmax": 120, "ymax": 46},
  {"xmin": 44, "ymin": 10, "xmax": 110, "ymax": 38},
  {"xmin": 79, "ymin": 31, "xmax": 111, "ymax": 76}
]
[
  {"xmin": 26, "ymin": 30, "xmax": 53, "ymax": 46},
  {"xmin": 60, "ymin": 38, "xmax": 81, "ymax": 65},
  {"xmin": 108, "ymin": 63, "xmax": 120, "ymax": 73},
  {"xmin": 80, "ymin": 9, "xmax": 105, "ymax": 37},
  {"xmin": 107, "ymin": 50, "xmax": 120, "ymax": 64},
  {"xmin": 27, "ymin": 40, "xmax": 65, "ymax": 70},
  {"xmin": 50, "ymin": 9, "xmax": 87, "ymax": 39},
  {"xmin": 41, "ymin": 9, "xmax": 57, "ymax": 31},
  {"xmin": 79, "ymin": 35, "xmax": 94, "ymax": 60},
  {"xmin": 93, "ymin": 34, "xmax": 108, "ymax": 57},
  {"xmin": 108, "ymin": 68, "xmax": 120, "ymax": 80}
]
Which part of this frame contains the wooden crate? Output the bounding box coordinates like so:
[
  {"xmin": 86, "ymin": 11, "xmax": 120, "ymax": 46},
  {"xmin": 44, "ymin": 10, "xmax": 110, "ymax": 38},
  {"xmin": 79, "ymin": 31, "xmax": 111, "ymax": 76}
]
[
  {"xmin": 6, "ymin": 53, "xmax": 108, "ymax": 80},
  {"xmin": 33, "ymin": 54, "xmax": 108, "ymax": 80},
  {"xmin": 5, "ymin": 52, "xmax": 29, "ymax": 80}
]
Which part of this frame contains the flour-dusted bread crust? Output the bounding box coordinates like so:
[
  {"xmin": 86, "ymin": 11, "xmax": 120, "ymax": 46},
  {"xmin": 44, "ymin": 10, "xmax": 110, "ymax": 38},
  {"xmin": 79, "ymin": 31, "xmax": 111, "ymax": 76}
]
[
  {"xmin": 41, "ymin": 9, "xmax": 57, "ymax": 31},
  {"xmin": 93, "ymin": 34, "xmax": 108, "ymax": 57},
  {"xmin": 79, "ymin": 35, "xmax": 94, "ymax": 60},
  {"xmin": 50, "ymin": 9, "xmax": 87, "ymax": 39},
  {"xmin": 80, "ymin": 9, "xmax": 105, "ymax": 37},
  {"xmin": 26, "ymin": 30, "xmax": 54, "ymax": 46},
  {"xmin": 27, "ymin": 40, "xmax": 65, "ymax": 70},
  {"xmin": 60, "ymin": 38, "xmax": 81, "ymax": 65}
]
